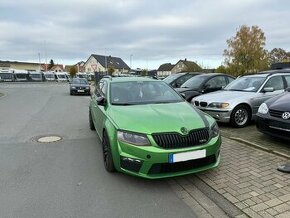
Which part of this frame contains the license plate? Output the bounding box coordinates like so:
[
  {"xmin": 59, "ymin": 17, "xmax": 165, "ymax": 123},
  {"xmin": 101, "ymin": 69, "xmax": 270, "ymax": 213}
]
[
  {"xmin": 77, "ymin": 90, "xmax": 85, "ymax": 92},
  {"xmin": 169, "ymin": 149, "xmax": 206, "ymax": 163}
]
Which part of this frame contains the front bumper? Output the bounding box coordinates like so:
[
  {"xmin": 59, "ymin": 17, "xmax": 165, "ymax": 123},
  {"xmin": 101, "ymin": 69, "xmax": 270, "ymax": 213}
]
[
  {"xmin": 114, "ymin": 135, "xmax": 221, "ymax": 179},
  {"xmin": 71, "ymin": 88, "xmax": 90, "ymax": 95},
  {"xmin": 196, "ymin": 107, "xmax": 232, "ymax": 123},
  {"xmin": 256, "ymin": 113, "xmax": 290, "ymax": 141}
]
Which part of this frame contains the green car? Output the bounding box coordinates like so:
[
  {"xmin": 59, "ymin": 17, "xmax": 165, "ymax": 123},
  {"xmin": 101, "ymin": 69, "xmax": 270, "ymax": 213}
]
[{"xmin": 89, "ymin": 77, "xmax": 221, "ymax": 179}]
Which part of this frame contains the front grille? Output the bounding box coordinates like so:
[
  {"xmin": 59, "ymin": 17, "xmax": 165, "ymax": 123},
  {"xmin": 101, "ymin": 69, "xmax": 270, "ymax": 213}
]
[
  {"xmin": 148, "ymin": 155, "xmax": 216, "ymax": 175},
  {"xmin": 194, "ymin": 101, "xmax": 200, "ymax": 106},
  {"xmin": 269, "ymin": 109, "xmax": 284, "ymax": 118},
  {"xmin": 200, "ymin": 102, "xmax": 208, "ymax": 107},
  {"xmin": 152, "ymin": 128, "xmax": 210, "ymax": 149}
]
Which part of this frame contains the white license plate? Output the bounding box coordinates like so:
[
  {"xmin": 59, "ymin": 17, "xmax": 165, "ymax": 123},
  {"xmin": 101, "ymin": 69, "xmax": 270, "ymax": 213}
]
[
  {"xmin": 77, "ymin": 90, "xmax": 85, "ymax": 92},
  {"xmin": 169, "ymin": 149, "xmax": 206, "ymax": 163}
]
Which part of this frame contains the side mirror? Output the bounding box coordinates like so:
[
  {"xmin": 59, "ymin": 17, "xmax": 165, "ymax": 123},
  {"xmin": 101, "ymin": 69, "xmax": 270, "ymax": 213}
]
[
  {"xmin": 286, "ymin": 87, "xmax": 290, "ymax": 92},
  {"xmin": 96, "ymin": 96, "xmax": 106, "ymax": 106},
  {"xmin": 263, "ymin": 87, "xmax": 274, "ymax": 93}
]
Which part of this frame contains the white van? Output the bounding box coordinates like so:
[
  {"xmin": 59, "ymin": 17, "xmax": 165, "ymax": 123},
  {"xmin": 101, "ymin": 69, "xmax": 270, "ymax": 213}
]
[
  {"xmin": 0, "ymin": 69, "xmax": 14, "ymax": 82},
  {"xmin": 54, "ymin": 72, "xmax": 68, "ymax": 82},
  {"xmin": 43, "ymin": 71, "xmax": 56, "ymax": 81},
  {"xmin": 29, "ymin": 71, "xmax": 43, "ymax": 82},
  {"xmin": 14, "ymin": 70, "xmax": 29, "ymax": 82}
]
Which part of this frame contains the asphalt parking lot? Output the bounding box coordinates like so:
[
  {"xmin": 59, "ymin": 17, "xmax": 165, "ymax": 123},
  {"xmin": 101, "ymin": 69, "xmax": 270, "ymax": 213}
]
[{"xmin": 1, "ymin": 82, "xmax": 290, "ymax": 218}]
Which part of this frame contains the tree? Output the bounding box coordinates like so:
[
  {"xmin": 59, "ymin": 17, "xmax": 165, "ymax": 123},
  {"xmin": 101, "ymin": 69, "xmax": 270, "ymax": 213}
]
[
  {"xmin": 108, "ymin": 67, "xmax": 115, "ymax": 76},
  {"xmin": 223, "ymin": 25, "xmax": 269, "ymax": 76},
  {"xmin": 49, "ymin": 59, "xmax": 55, "ymax": 70},
  {"xmin": 269, "ymin": 48, "xmax": 290, "ymax": 65},
  {"xmin": 69, "ymin": 66, "xmax": 77, "ymax": 78},
  {"xmin": 215, "ymin": 65, "xmax": 227, "ymax": 74}
]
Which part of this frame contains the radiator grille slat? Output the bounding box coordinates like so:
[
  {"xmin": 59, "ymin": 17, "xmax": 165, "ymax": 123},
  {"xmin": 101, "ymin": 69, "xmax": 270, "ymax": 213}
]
[{"xmin": 152, "ymin": 128, "xmax": 209, "ymax": 149}]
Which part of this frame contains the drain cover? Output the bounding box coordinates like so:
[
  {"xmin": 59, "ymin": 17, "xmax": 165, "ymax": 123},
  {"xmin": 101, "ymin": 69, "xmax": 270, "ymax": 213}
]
[{"xmin": 37, "ymin": 136, "xmax": 62, "ymax": 143}]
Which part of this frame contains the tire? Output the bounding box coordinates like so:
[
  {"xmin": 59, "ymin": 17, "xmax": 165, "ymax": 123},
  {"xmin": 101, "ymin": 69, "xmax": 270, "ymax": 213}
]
[
  {"xmin": 230, "ymin": 105, "xmax": 251, "ymax": 128},
  {"xmin": 89, "ymin": 109, "xmax": 95, "ymax": 131},
  {"xmin": 102, "ymin": 131, "xmax": 116, "ymax": 172}
]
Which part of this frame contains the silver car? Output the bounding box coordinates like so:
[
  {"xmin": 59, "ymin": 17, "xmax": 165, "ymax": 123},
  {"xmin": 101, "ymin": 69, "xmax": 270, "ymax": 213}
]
[{"xmin": 192, "ymin": 70, "xmax": 290, "ymax": 127}]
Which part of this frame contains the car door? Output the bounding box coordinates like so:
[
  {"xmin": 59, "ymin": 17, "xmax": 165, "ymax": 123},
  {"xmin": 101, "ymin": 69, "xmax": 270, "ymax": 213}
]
[
  {"xmin": 251, "ymin": 75, "xmax": 285, "ymax": 114},
  {"xmin": 91, "ymin": 80, "xmax": 108, "ymax": 137},
  {"xmin": 202, "ymin": 76, "xmax": 227, "ymax": 94}
]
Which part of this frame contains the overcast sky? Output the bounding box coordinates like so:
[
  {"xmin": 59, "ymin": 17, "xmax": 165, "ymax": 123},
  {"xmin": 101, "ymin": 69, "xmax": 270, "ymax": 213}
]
[{"xmin": 0, "ymin": 0, "xmax": 290, "ymax": 69}]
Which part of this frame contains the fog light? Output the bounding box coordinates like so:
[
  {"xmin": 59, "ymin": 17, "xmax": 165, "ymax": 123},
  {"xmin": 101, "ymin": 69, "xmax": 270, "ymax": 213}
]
[{"xmin": 120, "ymin": 156, "xmax": 143, "ymax": 172}]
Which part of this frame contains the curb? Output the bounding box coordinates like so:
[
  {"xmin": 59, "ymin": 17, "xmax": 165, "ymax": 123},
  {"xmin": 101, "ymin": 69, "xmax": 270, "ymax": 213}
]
[{"xmin": 228, "ymin": 136, "xmax": 290, "ymax": 160}]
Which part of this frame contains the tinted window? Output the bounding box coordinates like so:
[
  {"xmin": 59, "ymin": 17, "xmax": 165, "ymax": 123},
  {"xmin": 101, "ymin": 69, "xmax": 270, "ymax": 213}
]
[
  {"xmin": 110, "ymin": 81, "xmax": 183, "ymax": 105},
  {"xmin": 181, "ymin": 75, "xmax": 208, "ymax": 89},
  {"xmin": 163, "ymin": 73, "xmax": 185, "ymax": 84},
  {"xmin": 204, "ymin": 76, "xmax": 227, "ymax": 88},
  {"xmin": 228, "ymin": 77, "xmax": 235, "ymax": 83},
  {"xmin": 264, "ymin": 76, "xmax": 284, "ymax": 91},
  {"xmin": 174, "ymin": 74, "xmax": 195, "ymax": 87}
]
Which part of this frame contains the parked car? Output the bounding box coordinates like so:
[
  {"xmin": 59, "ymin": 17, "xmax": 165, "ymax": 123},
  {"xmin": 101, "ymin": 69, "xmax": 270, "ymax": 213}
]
[
  {"xmin": 176, "ymin": 73, "xmax": 235, "ymax": 102},
  {"xmin": 256, "ymin": 88, "xmax": 290, "ymax": 141},
  {"xmin": 89, "ymin": 77, "xmax": 221, "ymax": 179},
  {"xmin": 163, "ymin": 72, "xmax": 201, "ymax": 88},
  {"xmin": 193, "ymin": 70, "xmax": 290, "ymax": 127},
  {"xmin": 13, "ymin": 70, "xmax": 29, "ymax": 82},
  {"xmin": 70, "ymin": 78, "xmax": 90, "ymax": 95}
]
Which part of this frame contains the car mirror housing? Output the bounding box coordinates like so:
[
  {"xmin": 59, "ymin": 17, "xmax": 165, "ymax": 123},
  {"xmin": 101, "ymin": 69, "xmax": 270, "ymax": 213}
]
[
  {"xmin": 96, "ymin": 96, "xmax": 106, "ymax": 106},
  {"xmin": 263, "ymin": 87, "xmax": 274, "ymax": 93}
]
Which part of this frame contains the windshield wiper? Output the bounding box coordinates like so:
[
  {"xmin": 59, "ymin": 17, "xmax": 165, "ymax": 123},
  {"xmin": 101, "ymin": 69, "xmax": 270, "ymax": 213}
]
[{"xmin": 226, "ymin": 89, "xmax": 245, "ymax": 92}]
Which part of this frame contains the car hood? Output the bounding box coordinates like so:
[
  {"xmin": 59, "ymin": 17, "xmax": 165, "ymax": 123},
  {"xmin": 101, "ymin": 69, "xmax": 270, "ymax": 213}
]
[
  {"xmin": 175, "ymin": 87, "xmax": 195, "ymax": 93},
  {"xmin": 108, "ymin": 102, "xmax": 208, "ymax": 134},
  {"xmin": 71, "ymin": 84, "xmax": 89, "ymax": 87},
  {"xmin": 268, "ymin": 93, "xmax": 290, "ymax": 111},
  {"xmin": 194, "ymin": 90, "xmax": 258, "ymax": 102}
]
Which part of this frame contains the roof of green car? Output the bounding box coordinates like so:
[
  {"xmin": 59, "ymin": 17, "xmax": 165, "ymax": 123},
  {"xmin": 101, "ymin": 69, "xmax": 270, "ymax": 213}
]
[{"xmin": 103, "ymin": 76, "xmax": 157, "ymax": 83}]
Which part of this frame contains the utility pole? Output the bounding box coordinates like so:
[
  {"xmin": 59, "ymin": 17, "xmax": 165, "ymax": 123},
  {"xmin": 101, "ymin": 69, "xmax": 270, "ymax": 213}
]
[
  {"xmin": 38, "ymin": 53, "xmax": 41, "ymax": 71},
  {"xmin": 130, "ymin": 54, "xmax": 133, "ymax": 71},
  {"xmin": 44, "ymin": 41, "xmax": 47, "ymax": 72}
]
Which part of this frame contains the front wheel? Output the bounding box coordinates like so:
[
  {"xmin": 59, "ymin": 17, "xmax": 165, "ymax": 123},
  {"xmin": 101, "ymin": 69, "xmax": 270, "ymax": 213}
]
[
  {"xmin": 230, "ymin": 105, "xmax": 251, "ymax": 128},
  {"xmin": 102, "ymin": 131, "xmax": 116, "ymax": 172}
]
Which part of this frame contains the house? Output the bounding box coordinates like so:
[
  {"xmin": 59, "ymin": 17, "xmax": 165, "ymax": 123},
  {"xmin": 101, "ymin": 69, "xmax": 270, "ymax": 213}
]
[
  {"xmin": 41, "ymin": 64, "xmax": 64, "ymax": 72},
  {"xmin": 0, "ymin": 60, "xmax": 41, "ymax": 71},
  {"xmin": 157, "ymin": 63, "xmax": 175, "ymax": 76},
  {"xmin": 65, "ymin": 61, "xmax": 85, "ymax": 73},
  {"xmin": 84, "ymin": 54, "xmax": 130, "ymax": 74},
  {"xmin": 171, "ymin": 59, "xmax": 202, "ymax": 74}
]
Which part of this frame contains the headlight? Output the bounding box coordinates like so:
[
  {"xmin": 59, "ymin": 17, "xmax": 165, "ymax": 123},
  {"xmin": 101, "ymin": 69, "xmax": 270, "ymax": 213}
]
[
  {"xmin": 208, "ymin": 102, "xmax": 229, "ymax": 108},
  {"xmin": 258, "ymin": 103, "xmax": 269, "ymax": 114},
  {"xmin": 117, "ymin": 131, "xmax": 150, "ymax": 146},
  {"xmin": 71, "ymin": 86, "xmax": 76, "ymax": 89},
  {"xmin": 211, "ymin": 122, "xmax": 220, "ymax": 138}
]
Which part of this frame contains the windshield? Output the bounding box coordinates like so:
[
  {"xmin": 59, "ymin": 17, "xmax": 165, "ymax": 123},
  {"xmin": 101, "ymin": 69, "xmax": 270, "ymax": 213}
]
[
  {"xmin": 181, "ymin": 75, "xmax": 207, "ymax": 89},
  {"xmin": 163, "ymin": 73, "xmax": 185, "ymax": 84},
  {"xmin": 72, "ymin": 78, "xmax": 88, "ymax": 84},
  {"xmin": 0, "ymin": 73, "xmax": 13, "ymax": 79},
  {"xmin": 224, "ymin": 76, "xmax": 266, "ymax": 92},
  {"xmin": 57, "ymin": 74, "xmax": 66, "ymax": 79},
  {"xmin": 44, "ymin": 74, "xmax": 54, "ymax": 78},
  {"xmin": 110, "ymin": 81, "xmax": 183, "ymax": 105},
  {"xmin": 30, "ymin": 74, "xmax": 41, "ymax": 78},
  {"xmin": 15, "ymin": 74, "xmax": 27, "ymax": 79}
]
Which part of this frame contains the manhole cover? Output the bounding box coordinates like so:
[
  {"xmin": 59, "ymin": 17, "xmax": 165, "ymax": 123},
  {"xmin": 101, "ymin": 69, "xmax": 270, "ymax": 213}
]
[{"xmin": 37, "ymin": 136, "xmax": 62, "ymax": 143}]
